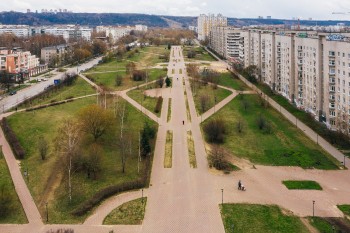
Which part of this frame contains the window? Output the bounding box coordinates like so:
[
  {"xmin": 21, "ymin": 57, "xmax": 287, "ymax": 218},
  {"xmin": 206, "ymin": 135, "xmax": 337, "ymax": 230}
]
[{"xmin": 330, "ymin": 111, "xmax": 336, "ymax": 116}]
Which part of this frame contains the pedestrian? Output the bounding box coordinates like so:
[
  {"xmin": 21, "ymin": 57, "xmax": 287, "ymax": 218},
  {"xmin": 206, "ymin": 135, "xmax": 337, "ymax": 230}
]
[
  {"xmin": 238, "ymin": 180, "xmax": 241, "ymax": 190},
  {"xmin": 182, "ymin": 120, "xmax": 184, "ymax": 125}
]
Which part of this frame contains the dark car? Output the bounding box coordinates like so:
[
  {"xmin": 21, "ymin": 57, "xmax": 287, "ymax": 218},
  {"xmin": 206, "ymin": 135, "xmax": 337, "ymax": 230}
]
[{"xmin": 9, "ymin": 91, "xmax": 17, "ymax": 95}]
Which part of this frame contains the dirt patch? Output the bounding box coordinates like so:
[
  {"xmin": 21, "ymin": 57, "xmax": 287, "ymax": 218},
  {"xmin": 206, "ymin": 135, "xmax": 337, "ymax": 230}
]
[{"xmin": 38, "ymin": 159, "xmax": 64, "ymax": 210}]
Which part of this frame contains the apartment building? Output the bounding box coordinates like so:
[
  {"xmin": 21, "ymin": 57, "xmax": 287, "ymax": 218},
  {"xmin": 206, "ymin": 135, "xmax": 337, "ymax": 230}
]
[
  {"xmin": 41, "ymin": 44, "xmax": 72, "ymax": 66},
  {"xmin": 229, "ymin": 29, "xmax": 350, "ymax": 132},
  {"xmin": 0, "ymin": 25, "xmax": 30, "ymax": 37},
  {"xmin": 197, "ymin": 14, "xmax": 227, "ymax": 41},
  {"xmin": 0, "ymin": 48, "xmax": 46, "ymax": 77},
  {"xmin": 209, "ymin": 26, "xmax": 242, "ymax": 61},
  {"xmin": 96, "ymin": 26, "xmax": 133, "ymax": 44},
  {"xmin": 0, "ymin": 25, "xmax": 92, "ymax": 41}
]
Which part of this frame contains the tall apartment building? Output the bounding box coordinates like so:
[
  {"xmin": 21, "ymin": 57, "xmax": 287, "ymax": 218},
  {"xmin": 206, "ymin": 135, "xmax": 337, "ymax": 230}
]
[
  {"xmin": 209, "ymin": 26, "xmax": 242, "ymax": 61},
  {"xmin": 234, "ymin": 30, "xmax": 350, "ymax": 132},
  {"xmin": 197, "ymin": 14, "xmax": 227, "ymax": 41}
]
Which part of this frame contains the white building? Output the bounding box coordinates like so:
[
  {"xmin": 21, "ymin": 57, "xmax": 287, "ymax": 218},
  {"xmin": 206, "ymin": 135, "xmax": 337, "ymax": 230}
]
[
  {"xmin": 96, "ymin": 26, "xmax": 133, "ymax": 44},
  {"xmin": 197, "ymin": 14, "xmax": 227, "ymax": 41},
  {"xmin": 0, "ymin": 25, "xmax": 30, "ymax": 37},
  {"xmin": 209, "ymin": 26, "xmax": 241, "ymax": 61},
  {"xmin": 135, "ymin": 25, "xmax": 148, "ymax": 32}
]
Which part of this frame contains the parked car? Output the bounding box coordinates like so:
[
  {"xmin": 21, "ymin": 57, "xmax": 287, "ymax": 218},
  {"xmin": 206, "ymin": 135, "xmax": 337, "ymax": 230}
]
[{"xmin": 9, "ymin": 91, "xmax": 17, "ymax": 95}]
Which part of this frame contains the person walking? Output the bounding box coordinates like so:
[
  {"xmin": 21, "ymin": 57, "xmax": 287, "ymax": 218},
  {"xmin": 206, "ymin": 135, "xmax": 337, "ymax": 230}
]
[{"xmin": 238, "ymin": 180, "xmax": 241, "ymax": 190}]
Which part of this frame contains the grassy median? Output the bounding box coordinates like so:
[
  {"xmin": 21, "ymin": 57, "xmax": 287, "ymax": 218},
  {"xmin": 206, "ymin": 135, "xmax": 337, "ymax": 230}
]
[{"xmin": 164, "ymin": 130, "xmax": 173, "ymax": 168}]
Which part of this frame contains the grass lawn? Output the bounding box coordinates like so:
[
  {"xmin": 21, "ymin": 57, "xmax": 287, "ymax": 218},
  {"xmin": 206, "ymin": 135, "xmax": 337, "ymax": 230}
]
[
  {"xmin": 164, "ymin": 130, "xmax": 173, "ymax": 168},
  {"xmin": 203, "ymin": 94, "xmax": 339, "ymax": 169},
  {"xmin": 184, "ymin": 89, "xmax": 191, "ymax": 122},
  {"xmin": 103, "ymin": 197, "xmax": 147, "ymax": 225},
  {"xmin": 308, "ymin": 217, "xmax": 350, "ymax": 233},
  {"xmin": 192, "ymin": 84, "xmax": 232, "ymax": 115},
  {"xmin": 220, "ymin": 204, "xmax": 309, "ymax": 233},
  {"xmin": 282, "ymin": 180, "xmax": 323, "ymax": 190},
  {"xmin": 0, "ymin": 157, "xmax": 27, "ymax": 224},
  {"xmin": 85, "ymin": 68, "xmax": 167, "ymax": 91},
  {"xmin": 187, "ymin": 131, "xmax": 197, "ymax": 168},
  {"xmin": 7, "ymin": 96, "xmax": 157, "ymax": 224},
  {"xmin": 338, "ymin": 205, "xmax": 350, "ymax": 217},
  {"xmin": 183, "ymin": 46, "xmax": 217, "ymax": 62},
  {"xmin": 167, "ymin": 98, "xmax": 172, "ymax": 122},
  {"xmin": 128, "ymin": 46, "xmax": 169, "ymax": 68},
  {"xmin": 19, "ymin": 77, "xmax": 96, "ymax": 109},
  {"xmin": 218, "ymin": 72, "xmax": 251, "ymax": 91},
  {"xmin": 127, "ymin": 87, "xmax": 163, "ymax": 117},
  {"xmin": 255, "ymin": 82, "xmax": 350, "ymax": 151}
]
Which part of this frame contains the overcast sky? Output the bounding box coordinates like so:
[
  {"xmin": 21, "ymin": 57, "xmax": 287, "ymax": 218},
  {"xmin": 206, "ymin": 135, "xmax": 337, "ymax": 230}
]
[{"xmin": 4, "ymin": 0, "xmax": 350, "ymax": 20}]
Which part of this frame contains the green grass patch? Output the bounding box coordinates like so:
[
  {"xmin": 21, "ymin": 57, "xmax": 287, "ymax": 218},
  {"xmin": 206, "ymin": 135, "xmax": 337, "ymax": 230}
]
[
  {"xmin": 192, "ymin": 84, "xmax": 231, "ymax": 115},
  {"xmin": 282, "ymin": 180, "xmax": 323, "ymax": 190},
  {"xmin": 187, "ymin": 131, "xmax": 197, "ymax": 168},
  {"xmin": 103, "ymin": 197, "xmax": 147, "ymax": 225},
  {"xmin": 164, "ymin": 130, "xmax": 173, "ymax": 168},
  {"xmin": 203, "ymin": 94, "xmax": 339, "ymax": 169},
  {"xmin": 19, "ymin": 77, "xmax": 96, "ymax": 109},
  {"xmin": 220, "ymin": 204, "xmax": 309, "ymax": 233},
  {"xmin": 183, "ymin": 46, "xmax": 217, "ymax": 62},
  {"xmin": 255, "ymin": 82, "xmax": 350, "ymax": 151},
  {"xmin": 308, "ymin": 217, "xmax": 350, "ymax": 233},
  {"xmin": 85, "ymin": 68, "xmax": 166, "ymax": 91},
  {"xmin": 167, "ymin": 98, "xmax": 172, "ymax": 122},
  {"xmin": 0, "ymin": 157, "xmax": 27, "ymax": 224},
  {"xmin": 184, "ymin": 90, "xmax": 191, "ymax": 122},
  {"xmin": 7, "ymin": 97, "xmax": 157, "ymax": 223},
  {"xmin": 218, "ymin": 72, "xmax": 250, "ymax": 91},
  {"xmin": 127, "ymin": 88, "xmax": 162, "ymax": 117},
  {"xmin": 338, "ymin": 205, "xmax": 350, "ymax": 217}
]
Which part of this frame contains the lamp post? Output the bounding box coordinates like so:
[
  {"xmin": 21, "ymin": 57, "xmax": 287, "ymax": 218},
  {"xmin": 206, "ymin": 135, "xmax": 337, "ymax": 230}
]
[
  {"xmin": 221, "ymin": 189, "xmax": 224, "ymax": 205},
  {"xmin": 141, "ymin": 189, "xmax": 144, "ymax": 203},
  {"xmin": 45, "ymin": 202, "xmax": 48, "ymax": 222},
  {"xmin": 312, "ymin": 200, "xmax": 315, "ymax": 217}
]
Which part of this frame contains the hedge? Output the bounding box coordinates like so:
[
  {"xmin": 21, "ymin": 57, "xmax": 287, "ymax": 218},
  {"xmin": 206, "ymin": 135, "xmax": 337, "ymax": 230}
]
[
  {"xmin": 71, "ymin": 156, "xmax": 152, "ymax": 216},
  {"xmin": 0, "ymin": 118, "xmax": 25, "ymax": 159},
  {"xmin": 154, "ymin": 96, "xmax": 163, "ymax": 113}
]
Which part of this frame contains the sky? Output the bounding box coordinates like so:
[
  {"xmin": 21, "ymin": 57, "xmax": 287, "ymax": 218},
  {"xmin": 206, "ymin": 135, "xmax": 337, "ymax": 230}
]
[{"xmin": 4, "ymin": 0, "xmax": 350, "ymax": 20}]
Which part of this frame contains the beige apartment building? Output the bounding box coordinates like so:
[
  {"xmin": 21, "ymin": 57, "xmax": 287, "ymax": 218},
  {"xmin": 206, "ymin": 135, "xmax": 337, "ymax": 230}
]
[
  {"xmin": 197, "ymin": 14, "xmax": 227, "ymax": 41},
  {"xmin": 235, "ymin": 30, "xmax": 350, "ymax": 132},
  {"xmin": 209, "ymin": 26, "xmax": 241, "ymax": 61}
]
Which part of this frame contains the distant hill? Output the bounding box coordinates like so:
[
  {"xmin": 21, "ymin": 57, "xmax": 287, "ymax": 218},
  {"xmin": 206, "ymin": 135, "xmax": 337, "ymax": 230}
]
[{"xmin": 0, "ymin": 11, "xmax": 349, "ymax": 28}]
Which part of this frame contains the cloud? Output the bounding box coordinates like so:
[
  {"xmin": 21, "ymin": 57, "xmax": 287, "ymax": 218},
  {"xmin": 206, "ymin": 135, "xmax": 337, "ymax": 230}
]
[{"xmin": 2, "ymin": 0, "xmax": 350, "ymax": 20}]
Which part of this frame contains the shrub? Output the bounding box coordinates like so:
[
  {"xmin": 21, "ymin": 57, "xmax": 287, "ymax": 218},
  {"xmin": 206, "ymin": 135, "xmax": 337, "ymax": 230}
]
[
  {"xmin": 115, "ymin": 74, "xmax": 123, "ymax": 86},
  {"xmin": 154, "ymin": 97, "xmax": 163, "ymax": 113},
  {"xmin": 132, "ymin": 70, "xmax": 146, "ymax": 81},
  {"xmin": 204, "ymin": 118, "xmax": 227, "ymax": 143},
  {"xmin": 256, "ymin": 114, "xmax": 272, "ymax": 134},
  {"xmin": 165, "ymin": 76, "xmax": 171, "ymax": 87},
  {"xmin": 1, "ymin": 118, "xmax": 25, "ymax": 159},
  {"xmin": 187, "ymin": 50, "xmax": 196, "ymax": 58},
  {"xmin": 208, "ymin": 145, "xmax": 231, "ymax": 170}
]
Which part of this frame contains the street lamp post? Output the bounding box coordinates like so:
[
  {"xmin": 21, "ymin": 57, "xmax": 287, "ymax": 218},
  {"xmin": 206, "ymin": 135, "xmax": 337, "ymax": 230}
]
[
  {"xmin": 45, "ymin": 202, "xmax": 48, "ymax": 222},
  {"xmin": 312, "ymin": 200, "xmax": 315, "ymax": 217},
  {"xmin": 221, "ymin": 189, "xmax": 224, "ymax": 205}
]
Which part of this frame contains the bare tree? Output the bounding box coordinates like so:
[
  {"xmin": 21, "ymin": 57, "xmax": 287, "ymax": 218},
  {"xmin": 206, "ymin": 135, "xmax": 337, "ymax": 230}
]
[
  {"xmin": 200, "ymin": 94, "xmax": 210, "ymax": 113},
  {"xmin": 117, "ymin": 102, "xmax": 128, "ymax": 173},
  {"xmin": 55, "ymin": 119, "xmax": 81, "ymax": 202}
]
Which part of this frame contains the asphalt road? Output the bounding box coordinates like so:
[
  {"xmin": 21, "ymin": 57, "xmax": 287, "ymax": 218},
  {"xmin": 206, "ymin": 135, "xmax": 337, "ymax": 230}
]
[{"xmin": 0, "ymin": 56, "xmax": 102, "ymax": 113}]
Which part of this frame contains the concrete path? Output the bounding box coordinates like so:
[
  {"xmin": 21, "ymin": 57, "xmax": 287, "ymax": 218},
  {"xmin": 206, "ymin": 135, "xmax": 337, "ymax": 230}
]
[{"xmin": 0, "ymin": 120, "xmax": 43, "ymax": 226}]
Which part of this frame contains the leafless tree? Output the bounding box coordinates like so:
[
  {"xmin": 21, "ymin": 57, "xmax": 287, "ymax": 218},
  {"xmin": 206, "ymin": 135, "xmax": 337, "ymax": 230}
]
[{"xmin": 55, "ymin": 119, "xmax": 81, "ymax": 202}]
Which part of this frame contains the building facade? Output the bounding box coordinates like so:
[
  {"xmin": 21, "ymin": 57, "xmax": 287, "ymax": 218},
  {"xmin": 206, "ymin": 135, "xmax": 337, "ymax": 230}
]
[
  {"xmin": 222, "ymin": 29, "xmax": 350, "ymax": 132},
  {"xmin": 197, "ymin": 14, "xmax": 227, "ymax": 41}
]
